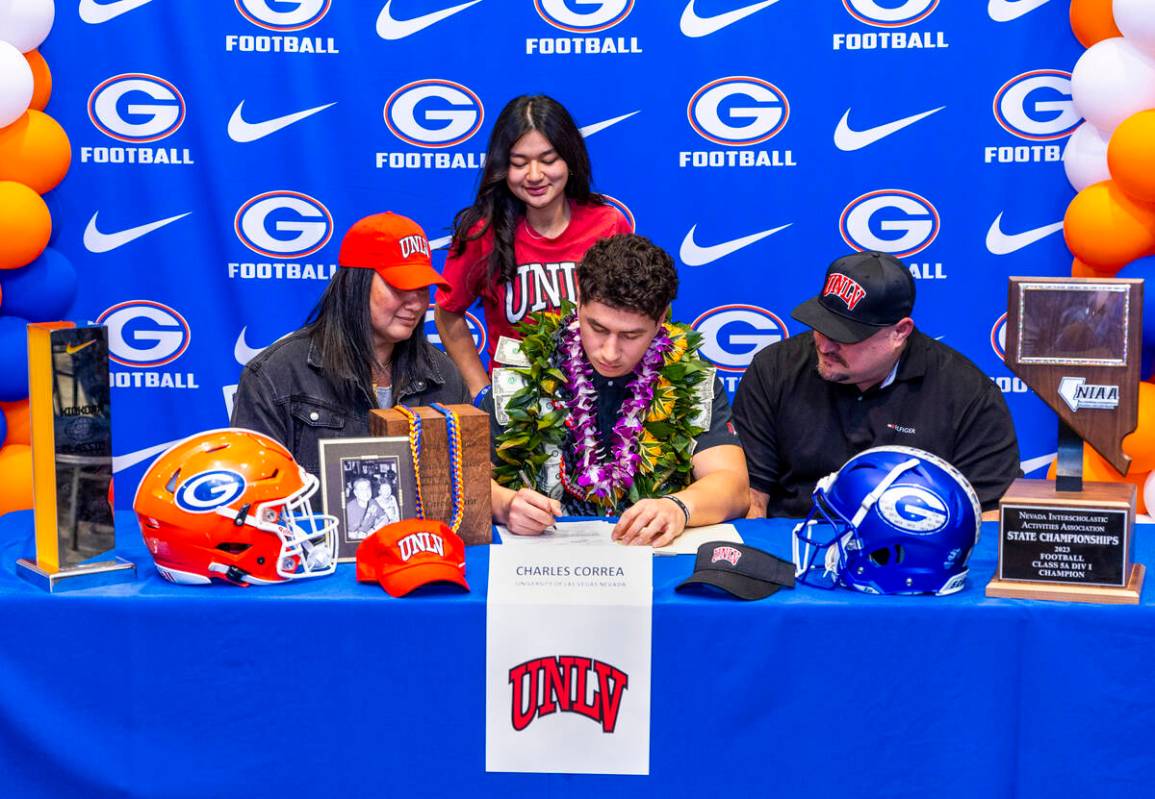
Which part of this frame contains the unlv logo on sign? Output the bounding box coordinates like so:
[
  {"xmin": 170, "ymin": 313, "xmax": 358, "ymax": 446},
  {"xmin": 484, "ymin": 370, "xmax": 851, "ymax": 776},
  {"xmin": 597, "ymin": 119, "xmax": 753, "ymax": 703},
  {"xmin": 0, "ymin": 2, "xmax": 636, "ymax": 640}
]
[{"xmin": 509, "ymin": 655, "xmax": 629, "ymax": 733}]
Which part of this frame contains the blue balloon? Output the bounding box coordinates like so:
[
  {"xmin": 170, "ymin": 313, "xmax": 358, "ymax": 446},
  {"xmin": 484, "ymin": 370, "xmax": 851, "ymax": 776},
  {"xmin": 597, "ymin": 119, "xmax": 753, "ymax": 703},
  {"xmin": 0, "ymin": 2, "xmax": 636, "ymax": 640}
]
[
  {"xmin": 0, "ymin": 248, "xmax": 78, "ymax": 322},
  {"xmin": 1115, "ymin": 255, "xmax": 1155, "ymax": 380},
  {"xmin": 0, "ymin": 316, "xmax": 31, "ymax": 402}
]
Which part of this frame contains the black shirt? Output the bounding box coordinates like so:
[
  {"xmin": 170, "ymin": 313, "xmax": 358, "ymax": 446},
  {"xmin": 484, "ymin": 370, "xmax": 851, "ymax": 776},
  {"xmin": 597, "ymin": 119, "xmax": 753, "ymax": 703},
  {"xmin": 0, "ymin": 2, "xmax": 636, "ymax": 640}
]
[{"xmin": 732, "ymin": 330, "xmax": 1020, "ymax": 516}]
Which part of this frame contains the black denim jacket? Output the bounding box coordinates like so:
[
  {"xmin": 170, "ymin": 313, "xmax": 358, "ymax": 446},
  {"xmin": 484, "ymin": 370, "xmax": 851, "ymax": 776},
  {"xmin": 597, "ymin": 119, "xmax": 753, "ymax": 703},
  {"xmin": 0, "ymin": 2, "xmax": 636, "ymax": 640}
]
[{"xmin": 230, "ymin": 332, "xmax": 469, "ymax": 479}]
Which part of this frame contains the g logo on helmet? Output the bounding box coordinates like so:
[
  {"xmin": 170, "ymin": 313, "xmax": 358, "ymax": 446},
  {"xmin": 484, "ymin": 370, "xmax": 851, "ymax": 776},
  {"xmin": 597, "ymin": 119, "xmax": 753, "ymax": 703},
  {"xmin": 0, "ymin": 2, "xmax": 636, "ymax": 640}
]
[
  {"xmin": 424, "ymin": 305, "xmax": 486, "ymax": 356},
  {"xmin": 96, "ymin": 300, "xmax": 191, "ymax": 368},
  {"xmin": 877, "ymin": 485, "xmax": 950, "ymax": 533},
  {"xmin": 691, "ymin": 305, "xmax": 789, "ymax": 373},
  {"xmin": 175, "ymin": 470, "xmax": 247, "ymax": 513},
  {"xmin": 842, "ymin": 0, "xmax": 939, "ymax": 27},
  {"xmin": 688, "ymin": 77, "xmax": 790, "ymax": 147},
  {"xmin": 234, "ymin": 0, "xmax": 331, "ymax": 31},
  {"xmin": 993, "ymin": 70, "xmax": 1080, "ymax": 141},
  {"xmin": 535, "ymin": 0, "xmax": 634, "ymax": 32},
  {"xmin": 235, "ymin": 191, "xmax": 333, "ymax": 259},
  {"xmin": 384, "ymin": 79, "xmax": 484, "ymax": 149},
  {"xmin": 601, "ymin": 194, "xmax": 637, "ymax": 232},
  {"xmin": 88, "ymin": 74, "xmax": 185, "ymax": 143},
  {"xmin": 991, "ymin": 313, "xmax": 1007, "ymax": 361},
  {"xmin": 840, "ymin": 189, "xmax": 940, "ymax": 258}
]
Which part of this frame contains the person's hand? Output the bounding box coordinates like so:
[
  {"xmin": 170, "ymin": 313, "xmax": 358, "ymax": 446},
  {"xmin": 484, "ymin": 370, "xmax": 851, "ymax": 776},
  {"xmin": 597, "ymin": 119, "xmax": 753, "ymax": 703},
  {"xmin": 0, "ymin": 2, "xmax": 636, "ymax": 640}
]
[
  {"xmin": 613, "ymin": 497, "xmax": 687, "ymax": 547},
  {"xmin": 506, "ymin": 488, "xmax": 562, "ymax": 535}
]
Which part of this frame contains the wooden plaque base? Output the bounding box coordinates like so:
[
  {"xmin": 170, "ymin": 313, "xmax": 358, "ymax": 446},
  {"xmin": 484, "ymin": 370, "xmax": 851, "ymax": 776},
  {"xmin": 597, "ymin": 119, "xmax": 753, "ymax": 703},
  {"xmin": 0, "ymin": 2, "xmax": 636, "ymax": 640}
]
[
  {"xmin": 371, "ymin": 405, "xmax": 492, "ymax": 545},
  {"xmin": 987, "ymin": 478, "xmax": 1143, "ymax": 604}
]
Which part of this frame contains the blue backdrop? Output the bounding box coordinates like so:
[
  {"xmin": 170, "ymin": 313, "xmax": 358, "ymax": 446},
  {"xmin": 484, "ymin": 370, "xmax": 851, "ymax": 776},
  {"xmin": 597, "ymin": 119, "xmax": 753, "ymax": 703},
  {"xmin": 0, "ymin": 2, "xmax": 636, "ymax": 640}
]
[{"xmin": 36, "ymin": 0, "xmax": 1082, "ymax": 507}]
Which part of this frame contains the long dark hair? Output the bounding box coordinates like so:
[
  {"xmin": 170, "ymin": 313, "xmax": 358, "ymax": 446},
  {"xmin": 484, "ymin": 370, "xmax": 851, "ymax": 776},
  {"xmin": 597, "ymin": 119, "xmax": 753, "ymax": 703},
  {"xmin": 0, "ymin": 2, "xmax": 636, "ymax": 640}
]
[
  {"xmin": 451, "ymin": 95, "xmax": 604, "ymax": 284},
  {"xmin": 304, "ymin": 268, "xmax": 431, "ymax": 404}
]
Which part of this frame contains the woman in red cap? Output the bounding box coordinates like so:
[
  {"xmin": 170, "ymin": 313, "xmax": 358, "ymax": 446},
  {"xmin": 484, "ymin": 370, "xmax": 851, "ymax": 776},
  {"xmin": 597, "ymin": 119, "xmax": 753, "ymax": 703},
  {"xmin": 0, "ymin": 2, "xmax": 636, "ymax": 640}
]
[
  {"xmin": 231, "ymin": 212, "xmax": 468, "ymax": 479},
  {"xmin": 435, "ymin": 94, "xmax": 632, "ymax": 398}
]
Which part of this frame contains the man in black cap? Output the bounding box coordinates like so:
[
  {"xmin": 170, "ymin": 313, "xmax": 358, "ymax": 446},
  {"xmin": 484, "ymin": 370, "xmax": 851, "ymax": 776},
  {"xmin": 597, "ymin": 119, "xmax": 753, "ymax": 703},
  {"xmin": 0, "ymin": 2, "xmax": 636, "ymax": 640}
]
[{"xmin": 733, "ymin": 251, "xmax": 1020, "ymax": 518}]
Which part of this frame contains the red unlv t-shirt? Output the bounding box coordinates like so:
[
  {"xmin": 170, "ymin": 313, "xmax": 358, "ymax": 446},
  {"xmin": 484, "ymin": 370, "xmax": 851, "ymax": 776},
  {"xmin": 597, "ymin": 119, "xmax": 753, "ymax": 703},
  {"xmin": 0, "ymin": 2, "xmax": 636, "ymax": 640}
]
[{"xmin": 435, "ymin": 202, "xmax": 632, "ymax": 367}]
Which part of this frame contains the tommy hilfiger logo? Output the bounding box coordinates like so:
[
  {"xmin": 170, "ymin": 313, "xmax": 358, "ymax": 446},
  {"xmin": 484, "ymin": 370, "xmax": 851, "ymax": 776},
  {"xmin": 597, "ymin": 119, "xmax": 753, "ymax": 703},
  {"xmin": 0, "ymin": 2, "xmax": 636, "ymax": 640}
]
[
  {"xmin": 509, "ymin": 656, "xmax": 629, "ymax": 733},
  {"xmin": 823, "ymin": 272, "xmax": 866, "ymax": 310},
  {"xmin": 711, "ymin": 545, "xmax": 742, "ymax": 566},
  {"xmin": 397, "ymin": 531, "xmax": 444, "ymax": 561},
  {"xmin": 887, "ymin": 423, "xmax": 916, "ymax": 435}
]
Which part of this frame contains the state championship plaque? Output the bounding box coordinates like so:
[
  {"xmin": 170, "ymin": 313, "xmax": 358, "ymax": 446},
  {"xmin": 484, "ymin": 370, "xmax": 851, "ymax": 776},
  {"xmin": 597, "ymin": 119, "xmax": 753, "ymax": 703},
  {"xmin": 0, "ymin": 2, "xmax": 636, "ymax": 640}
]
[
  {"xmin": 16, "ymin": 323, "xmax": 135, "ymax": 592},
  {"xmin": 988, "ymin": 278, "xmax": 1143, "ymax": 604}
]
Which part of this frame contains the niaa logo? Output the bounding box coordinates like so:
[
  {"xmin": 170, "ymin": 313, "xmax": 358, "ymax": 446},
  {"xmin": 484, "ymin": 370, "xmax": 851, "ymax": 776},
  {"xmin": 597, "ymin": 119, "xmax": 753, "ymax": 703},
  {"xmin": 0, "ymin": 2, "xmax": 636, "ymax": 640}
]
[
  {"xmin": 994, "ymin": 70, "xmax": 1080, "ymax": 141},
  {"xmin": 175, "ymin": 470, "xmax": 247, "ymax": 513},
  {"xmin": 235, "ymin": 191, "xmax": 333, "ymax": 259},
  {"xmin": 535, "ymin": 0, "xmax": 634, "ymax": 32},
  {"xmin": 88, "ymin": 74, "xmax": 185, "ymax": 143},
  {"xmin": 843, "ymin": 0, "xmax": 939, "ymax": 27},
  {"xmin": 877, "ymin": 484, "xmax": 949, "ymax": 533},
  {"xmin": 991, "ymin": 313, "xmax": 1007, "ymax": 361},
  {"xmin": 691, "ymin": 305, "xmax": 788, "ymax": 373},
  {"xmin": 96, "ymin": 300, "xmax": 191, "ymax": 368},
  {"xmin": 688, "ymin": 77, "xmax": 789, "ymax": 147},
  {"xmin": 424, "ymin": 304, "xmax": 486, "ymax": 356},
  {"xmin": 235, "ymin": 0, "xmax": 331, "ymax": 31},
  {"xmin": 601, "ymin": 193, "xmax": 637, "ymax": 232},
  {"xmin": 384, "ymin": 79, "xmax": 484, "ymax": 148},
  {"xmin": 840, "ymin": 189, "xmax": 940, "ymax": 258}
]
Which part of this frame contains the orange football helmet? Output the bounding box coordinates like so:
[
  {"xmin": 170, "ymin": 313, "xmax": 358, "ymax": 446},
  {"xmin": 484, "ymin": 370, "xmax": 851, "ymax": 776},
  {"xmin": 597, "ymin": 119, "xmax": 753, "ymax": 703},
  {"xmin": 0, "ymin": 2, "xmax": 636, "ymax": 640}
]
[{"xmin": 134, "ymin": 428, "xmax": 337, "ymax": 585}]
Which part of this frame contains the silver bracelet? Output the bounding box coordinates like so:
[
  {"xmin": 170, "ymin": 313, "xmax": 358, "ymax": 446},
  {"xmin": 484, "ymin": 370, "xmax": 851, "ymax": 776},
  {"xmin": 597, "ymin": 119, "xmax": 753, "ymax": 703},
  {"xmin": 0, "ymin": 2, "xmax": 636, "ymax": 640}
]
[{"xmin": 660, "ymin": 494, "xmax": 690, "ymax": 526}]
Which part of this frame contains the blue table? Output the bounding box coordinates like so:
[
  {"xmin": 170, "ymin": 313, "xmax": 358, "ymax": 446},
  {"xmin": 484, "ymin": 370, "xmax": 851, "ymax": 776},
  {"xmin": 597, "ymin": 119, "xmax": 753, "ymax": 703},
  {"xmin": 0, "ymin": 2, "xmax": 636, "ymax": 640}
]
[{"xmin": 1, "ymin": 510, "xmax": 1152, "ymax": 799}]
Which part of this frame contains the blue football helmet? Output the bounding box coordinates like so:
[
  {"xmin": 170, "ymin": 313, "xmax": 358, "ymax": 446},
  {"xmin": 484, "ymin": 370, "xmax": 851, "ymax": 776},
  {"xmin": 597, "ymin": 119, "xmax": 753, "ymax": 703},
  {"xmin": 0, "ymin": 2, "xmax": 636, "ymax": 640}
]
[{"xmin": 792, "ymin": 446, "xmax": 982, "ymax": 596}]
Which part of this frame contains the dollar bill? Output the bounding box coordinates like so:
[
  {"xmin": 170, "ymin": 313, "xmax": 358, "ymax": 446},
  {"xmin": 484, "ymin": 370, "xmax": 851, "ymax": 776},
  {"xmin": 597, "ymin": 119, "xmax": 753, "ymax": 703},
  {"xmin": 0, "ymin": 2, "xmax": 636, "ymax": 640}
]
[
  {"xmin": 494, "ymin": 335, "xmax": 530, "ymax": 367},
  {"xmin": 690, "ymin": 368, "xmax": 716, "ymax": 430},
  {"xmin": 491, "ymin": 367, "xmax": 527, "ymax": 427}
]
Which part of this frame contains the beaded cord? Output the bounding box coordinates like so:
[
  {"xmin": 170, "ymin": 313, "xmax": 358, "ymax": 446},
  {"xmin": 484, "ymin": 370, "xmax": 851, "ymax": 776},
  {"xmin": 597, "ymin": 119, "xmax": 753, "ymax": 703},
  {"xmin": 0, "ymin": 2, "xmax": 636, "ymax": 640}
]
[
  {"xmin": 429, "ymin": 403, "xmax": 466, "ymax": 533},
  {"xmin": 395, "ymin": 405, "xmax": 426, "ymax": 519}
]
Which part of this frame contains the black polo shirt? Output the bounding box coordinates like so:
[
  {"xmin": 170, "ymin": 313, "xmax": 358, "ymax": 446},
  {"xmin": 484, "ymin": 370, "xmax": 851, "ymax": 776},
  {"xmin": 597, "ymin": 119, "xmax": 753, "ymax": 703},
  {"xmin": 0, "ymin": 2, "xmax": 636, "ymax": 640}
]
[{"xmin": 732, "ymin": 330, "xmax": 1020, "ymax": 516}]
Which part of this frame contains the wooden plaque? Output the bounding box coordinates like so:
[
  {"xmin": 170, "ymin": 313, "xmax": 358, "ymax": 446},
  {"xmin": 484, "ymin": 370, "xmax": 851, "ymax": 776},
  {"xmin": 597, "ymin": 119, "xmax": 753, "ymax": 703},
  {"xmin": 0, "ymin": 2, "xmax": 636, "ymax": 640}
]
[
  {"xmin": 371, "ymin": 405, "xmax": 492, "ymax": 545},
  {"xmin": 987, "ymin": 478, "xmax": 1142, "ymax": 604}
]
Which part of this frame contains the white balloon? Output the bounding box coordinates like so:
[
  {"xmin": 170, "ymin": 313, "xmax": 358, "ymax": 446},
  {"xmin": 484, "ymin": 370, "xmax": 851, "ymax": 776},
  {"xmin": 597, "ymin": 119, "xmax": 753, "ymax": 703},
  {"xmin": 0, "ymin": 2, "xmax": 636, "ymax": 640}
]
[
  {"xmin": 1115, "ymin": 0, "xmax": 1155, "ymax": 59},
  {"xmin": 1070, "ymin": 36, "xmax": 1155, "ymax": 135},
  {"xmin": 1063, "ymin": 123, "xmax": 1112, "ymax": 192},
  {"xmin": 0, "ymin": 0, "xmax": 55, "ymax": 53},
  {"xmin": 1144, "ymin": 471, "xmax": 1155, "ymax": 519},
  {"xmin": 0, "ymin": 39, "xmax": 32, "ymax": 127}
]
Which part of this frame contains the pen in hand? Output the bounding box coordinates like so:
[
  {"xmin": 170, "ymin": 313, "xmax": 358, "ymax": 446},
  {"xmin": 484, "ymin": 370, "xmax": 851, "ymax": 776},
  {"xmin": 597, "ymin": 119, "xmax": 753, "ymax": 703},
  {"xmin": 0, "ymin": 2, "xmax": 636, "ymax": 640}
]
[{"xmin": 519, "ymin": 468, "xmax": 559, "ymax": 534}]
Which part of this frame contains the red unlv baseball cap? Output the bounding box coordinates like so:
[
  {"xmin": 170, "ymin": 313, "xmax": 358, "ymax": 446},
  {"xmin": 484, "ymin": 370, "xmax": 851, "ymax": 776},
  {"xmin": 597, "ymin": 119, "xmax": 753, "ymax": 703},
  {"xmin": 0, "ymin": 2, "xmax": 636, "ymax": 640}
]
[
  {"xmin": 356, "ymin": 519, "xmax": 469, "ymax": 597},
  {"xmin": 338, "ymin": 212, "xmax": 450, "ymax": 291}
]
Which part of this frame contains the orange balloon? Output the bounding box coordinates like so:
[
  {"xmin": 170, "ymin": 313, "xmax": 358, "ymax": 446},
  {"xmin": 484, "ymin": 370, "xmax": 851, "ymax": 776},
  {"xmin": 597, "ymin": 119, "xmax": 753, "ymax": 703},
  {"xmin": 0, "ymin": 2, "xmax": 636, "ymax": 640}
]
[
  {"xmin": 1071, "ymin": 256, "xmax": 1119, "ymax": 278},
  {"xmin": 1046, "ymin": 447, "xmax": 1149, "ymax": 514},
  {"xmin": 0, "ymin": 182, "xmax": 51, "ymax": 269},
  {"xmin": 0, "ymin": 400, "xmax": 30, "ymax": 445},
  {"xmin": 1108, "ymin": 110, "xmax": 1155, "ymax": 204},
  {"xmin": 1123, "ymin": 382, "xmax": 1155, "ymax": 473},
  {"xmin": 23, "ymin": 49, "xmax": 50, "ymax": 112},
  {"xmin": 1064, "ymin": 180, "xmax": 1155, "ymax": 270},
  {"xmin": 0, "ymin": 110, "xmax": 71, "ymax": 194},
  {"xmin": 1070, "ymin": 0, "xmax": 1121, "ymax": 47},
  {"xmin": 0, "ymin": 444, "xmax": 33, "ymax": 516}
]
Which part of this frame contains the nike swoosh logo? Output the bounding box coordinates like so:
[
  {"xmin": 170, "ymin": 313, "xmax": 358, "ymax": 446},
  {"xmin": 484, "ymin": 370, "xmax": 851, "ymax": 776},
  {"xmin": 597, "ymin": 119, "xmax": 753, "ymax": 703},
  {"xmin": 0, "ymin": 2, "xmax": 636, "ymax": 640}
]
[
  {"xmin": 227, "ymin": 100, "xmax": 337, "ymax": 143},
  {"xmin": 84, "ymin": 211, "xmax": 191, "ymax": 253},
  {"xmin": 79, "ymin": 0, "xmax": 155, "ymax": 24},
  {"xmin": 834, "ymin": 106, "xmax": 945, "ymax": 151},
  {"xmin": 578, "ymin": 111, "xmax": 640, "ymax": 138},
  {"xmin": 680, "ymin": 0, "xmax": 782, "ymax": 37},
  {"xmin": 1021, "ymin": 452, "xmax": 1056, "ymax": 475},
  {"xmin": 988, "ymin": 0, "xmax": 1054, "ymax": 23},
  {"xmin": 113, "ymin": 439, "xmax": 183, "ymax": 473},
  {"xmin": 65, "ymin": 340, "xmax": 97, "ymax": 355},
  {"xmin": 376, "ymin": 0, "xmax": 484, "ymax": 40},
  {"xmin": 985, "ymin": 213, "xmax": 1064, "ymax": 255},
  {"xmin": 679, "ymin": 223, "xmax": 792, "ymax": 266},
  {"xmin": 235, "ymin": 327, "xmax": 293, "ymax": 366}
]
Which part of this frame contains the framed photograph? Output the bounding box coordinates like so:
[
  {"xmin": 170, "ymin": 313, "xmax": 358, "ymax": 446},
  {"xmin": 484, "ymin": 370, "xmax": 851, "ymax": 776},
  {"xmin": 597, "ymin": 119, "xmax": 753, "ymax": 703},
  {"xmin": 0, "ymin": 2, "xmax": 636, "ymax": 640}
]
[{"xmin": 318, "ymin": 436, "xmax": 418, "ymax": 562}]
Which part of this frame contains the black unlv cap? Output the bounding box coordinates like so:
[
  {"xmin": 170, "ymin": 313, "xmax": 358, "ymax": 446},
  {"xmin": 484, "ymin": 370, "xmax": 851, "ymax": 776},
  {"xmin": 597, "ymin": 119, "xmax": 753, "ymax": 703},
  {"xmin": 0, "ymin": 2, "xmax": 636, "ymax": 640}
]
[
  {"xmin": 791, "ymin": 251, "xmax": 915, "ymax": 344},
  {"xmin": 675, "ymin": 542, "xmax": 795, "ymax": 600}
]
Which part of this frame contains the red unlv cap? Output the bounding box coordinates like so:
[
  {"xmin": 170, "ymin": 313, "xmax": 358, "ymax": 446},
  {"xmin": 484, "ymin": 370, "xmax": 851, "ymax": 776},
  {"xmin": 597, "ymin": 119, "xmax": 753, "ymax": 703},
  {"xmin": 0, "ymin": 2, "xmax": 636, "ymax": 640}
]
[
  {"xmin": 338, "ymin": 212, "xmax": 450, "ymax": 291},
  {"xmin": 356, "ymin": 519, "xmax": 469, "ymax": 597}
]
